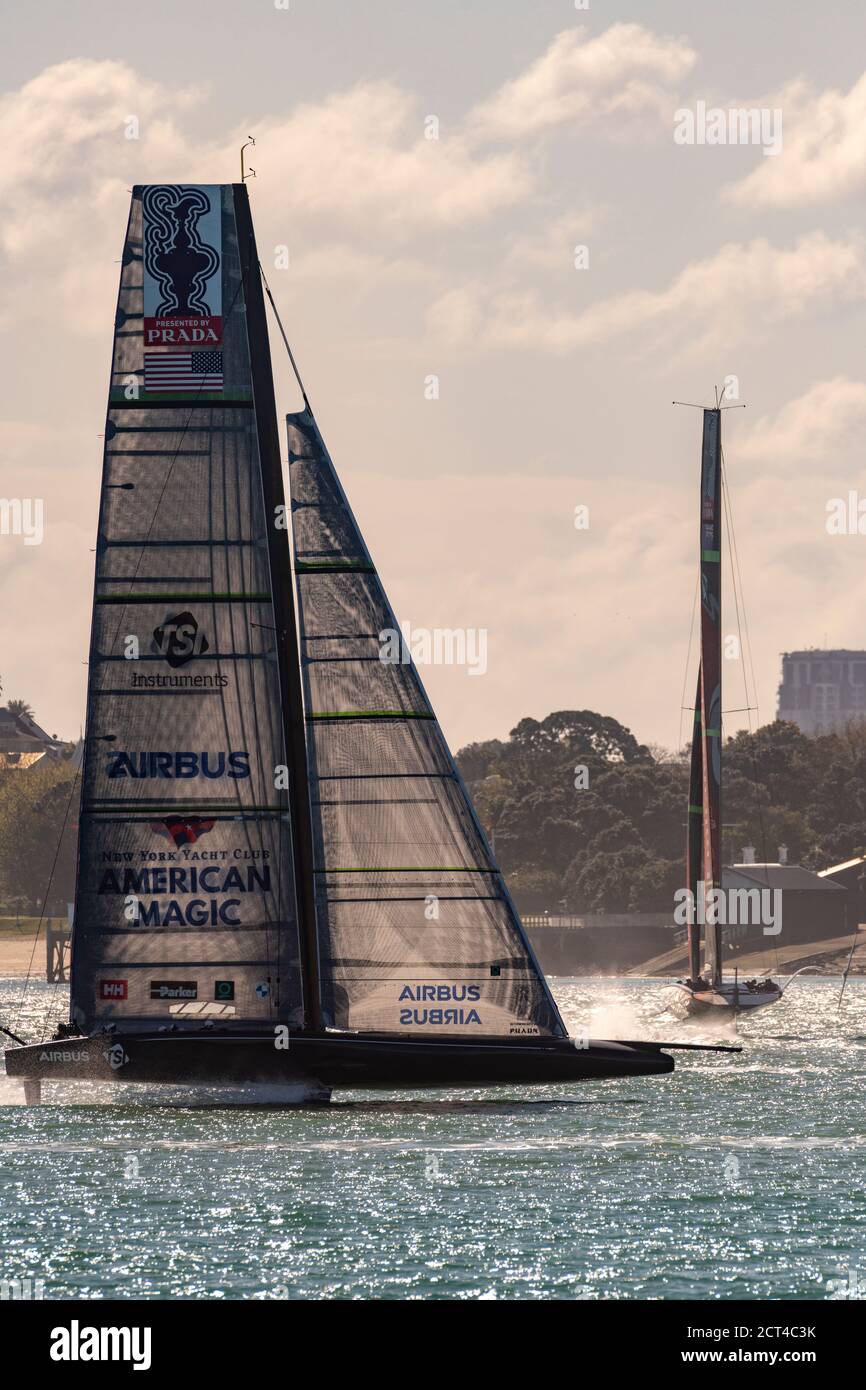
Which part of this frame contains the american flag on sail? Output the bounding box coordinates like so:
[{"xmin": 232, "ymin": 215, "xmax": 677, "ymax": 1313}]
[{"xmin": 144, "ymin": 350, "xmax": 223, "ymax": 393}]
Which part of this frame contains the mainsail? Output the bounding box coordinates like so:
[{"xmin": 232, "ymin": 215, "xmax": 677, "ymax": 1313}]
[
  {"xmin": 287, "ymin": 411, "xmax": 565, "ymax": 1038},
  {"xmin": 698, "ymin": 407, "xmax": 723, "ymax": 985},
  {"xmin": 71, "ymin": 184, "xmax": 307, "ymax": 1032}
]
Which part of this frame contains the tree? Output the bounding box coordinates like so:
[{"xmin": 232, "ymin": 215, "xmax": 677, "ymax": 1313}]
[
  {"xmin": 508, "ymin": 710, "xmax": 651, "ymax": 765},
  {"xmin": 0, "ymin": 762, "xmax": 78, "ymax": 911},
  {"xmin": 6, "ymin": 699, "xmax": 35, "ymax": 720},
  {"xmin": 457, "ymin": 711, "xmax": 866, "ymax": 916}
]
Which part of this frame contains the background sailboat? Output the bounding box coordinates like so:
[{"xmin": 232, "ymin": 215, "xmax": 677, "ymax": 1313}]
[{"xmin": 676, "ymin": 406, "xmax": 781, "ymax": 1014}]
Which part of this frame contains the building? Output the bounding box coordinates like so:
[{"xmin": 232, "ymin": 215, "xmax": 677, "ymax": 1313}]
[
  {"xmin": 724, "ymin": 860, "xmax": 848, "ymax": 947},
  {"xmin": 777, "ymin": 649, "xmax": 866, "ymax": 734},
  {"xmin": 0, "ymin": 707, "xmax": 63, "ymax": 770},
  {"xmin": 818, "ymin": 855, "xmax": 866, "ymax": 928}
]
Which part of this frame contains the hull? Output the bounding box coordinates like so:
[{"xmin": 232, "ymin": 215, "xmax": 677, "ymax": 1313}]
[
  {"xmin": 674, "ymin": 981, "xmax": 782, "ymax": 1015},
  {"xmin": 3, "ymin": 1030, "xmax": 679, "ymax": 1095}
]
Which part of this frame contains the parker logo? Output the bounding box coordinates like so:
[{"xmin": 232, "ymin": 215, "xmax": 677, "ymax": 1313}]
[
  {"xmin": 99, "ymin": 979, "xmax": 128, "ymax": 1001},
  {"xmin": 103, "ymin": 1044, "xmax": 129, "ymax": 1070},
  {"xmin": 150, "ymin": 980, "xmax": 197, "ymax": 1001},
  {"xmin": 152, "ymin": 611, "xmax": 209, "ymax": 667}
]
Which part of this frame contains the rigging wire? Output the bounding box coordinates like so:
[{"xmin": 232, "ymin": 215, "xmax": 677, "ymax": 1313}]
[
  {"xmin": 721, "ymin": 440, "xmax": 780, "ymax": 977},
  {"xmin": 720, "ymin": 446, "xmax": 761, "ymax": 725},
  {"xmin": 678, "ymin": 574, "xmax": 700, "ymax": 753},
  {"xmin": 259, "ymin": 263, "xmax": 311, "ymax": 413}
]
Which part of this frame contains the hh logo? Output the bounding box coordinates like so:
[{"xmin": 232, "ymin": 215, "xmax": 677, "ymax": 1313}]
[
  {"xmin": 99, "ymin": 980, "xmax": 128, "ymax": 1001},
  {"xmin": 152, "ymin": 612, "xmax": 209, "ymax": 667}
]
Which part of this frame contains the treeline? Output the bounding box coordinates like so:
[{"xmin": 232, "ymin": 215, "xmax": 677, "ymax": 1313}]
[
  {"xmin": 2, "ymin": 711, "xmax": 865, "ymax": 916},
  {"xmin": 455, "ymin": 711, "xmax": 866, "ymax": 914},
  {"xmin": 0, "ymin": 757, "xmax": 78, "ymax": 913}
]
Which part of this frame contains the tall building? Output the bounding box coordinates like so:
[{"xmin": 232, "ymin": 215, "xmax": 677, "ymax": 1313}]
[{"xmin": 777, "ymin": 650, "xmax": 866, "ymax": 734}]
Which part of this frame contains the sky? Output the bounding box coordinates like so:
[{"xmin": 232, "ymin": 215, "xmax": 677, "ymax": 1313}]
[{"xmin": 3, "ymin": 0, "xmax": 866, "ymax": 752}]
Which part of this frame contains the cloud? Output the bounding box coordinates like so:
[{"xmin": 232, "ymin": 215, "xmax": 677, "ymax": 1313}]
[
  {"xmin": 726, "ymin": 73, "xmax": 866, "ymax": 207},
  {"xmin": 252, "ymin": 86, "xmax": 530, "ymax": 234},
  {"xmin": 0, "ymin": 60, "xmax": 201, "ymax": 253},
  {"xmin": 502, "ymin": 207, "xmax": 606, "ymax": 273},
  {"xmin": 0, "ymin": 58, "xmax": 538, "ymax": 344},
  {"xmin": 468, "ymin": 23, "xmax": 696, "ymax": 141},
  {"xmin": 0, "ymin": 59, "xmax": 533, "ymax": 267},
  {"xmin": 738, "ymin": 377, "xmax": 866, "ymax": 466},
  {"xmin": 426, "ymin": 233, "xmax": 866, "ymax": 355}
]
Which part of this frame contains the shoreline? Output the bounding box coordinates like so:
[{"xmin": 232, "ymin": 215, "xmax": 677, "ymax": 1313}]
[{"xmin": 1, "ymin": 930, "xmax": 862, "ymax": 981}]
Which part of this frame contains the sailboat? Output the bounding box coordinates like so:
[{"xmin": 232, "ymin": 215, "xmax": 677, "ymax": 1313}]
[
  {"xmin": 675, "ymin": 407, "xmax": 781, "ymax": 1015},
  {"xmin": 3, "ymin": 183, "xmax": 732, "ymax": 1101}
]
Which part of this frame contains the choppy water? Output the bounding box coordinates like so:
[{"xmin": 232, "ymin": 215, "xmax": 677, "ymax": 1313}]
[{"xmin": 1, "ymin": 976, "xmax": 864, "ymax": 1300}]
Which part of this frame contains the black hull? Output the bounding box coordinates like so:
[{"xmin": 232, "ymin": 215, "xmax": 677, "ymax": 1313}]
[{"xmin": 3, "ymin": 1031, "xmax": 679, "ymax": 1091}]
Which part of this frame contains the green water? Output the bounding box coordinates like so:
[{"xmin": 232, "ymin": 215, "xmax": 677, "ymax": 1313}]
[{"xmin": 1, "ymin": 977, "xmax": 864, "ymax": 1300}]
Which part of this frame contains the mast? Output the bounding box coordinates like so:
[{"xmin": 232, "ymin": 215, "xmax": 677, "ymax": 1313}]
[
  {"xmin": 699, "ymin": 408, "xmax": 723, "ymax": 986},
  {"xmin": 233, "ymin": 185, "xmax": 322, "ymax": 1033}
]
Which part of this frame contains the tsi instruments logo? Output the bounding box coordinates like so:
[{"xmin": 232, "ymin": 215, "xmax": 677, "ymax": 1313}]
[
  {"xmin": 152, "ymin": 611, "xmax": 209, "ymax": 667},
  {"xmin": 50, "ymin": 1320, "xmax": 151, "ymax": 1371}
]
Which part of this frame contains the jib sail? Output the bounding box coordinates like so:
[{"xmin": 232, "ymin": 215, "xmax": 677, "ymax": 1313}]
[
  {"xmin": 287, "ymin": 410, "xmax": 565, "ymax": 1038},
  {"xmin": 71, "ymin": 184, "xmax": 306, "ymax": 1032}
]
